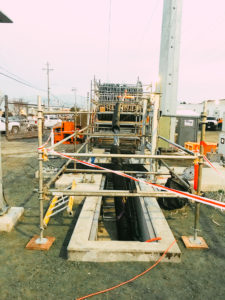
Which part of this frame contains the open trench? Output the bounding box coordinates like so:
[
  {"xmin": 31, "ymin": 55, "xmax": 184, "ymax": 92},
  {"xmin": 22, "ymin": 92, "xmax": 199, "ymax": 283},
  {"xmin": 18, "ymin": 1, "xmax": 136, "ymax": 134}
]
[{"xmin": 67, "ymin": 146, "xmax": 148, "ymax": 241}]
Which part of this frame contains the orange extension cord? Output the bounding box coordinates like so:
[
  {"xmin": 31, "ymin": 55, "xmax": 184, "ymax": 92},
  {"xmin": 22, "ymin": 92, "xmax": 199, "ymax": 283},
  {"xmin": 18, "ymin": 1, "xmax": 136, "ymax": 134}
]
[{"xmin": 76, "ymin": 239, "xmax": 176, "ymax": 300}]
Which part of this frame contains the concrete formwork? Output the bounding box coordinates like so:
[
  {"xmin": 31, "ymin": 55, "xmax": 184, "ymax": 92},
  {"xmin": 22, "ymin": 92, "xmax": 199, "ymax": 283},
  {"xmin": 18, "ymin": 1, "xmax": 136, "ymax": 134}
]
[{"xmin": 67, "ymin": 177, "xmax": 181, "ymax": 263}]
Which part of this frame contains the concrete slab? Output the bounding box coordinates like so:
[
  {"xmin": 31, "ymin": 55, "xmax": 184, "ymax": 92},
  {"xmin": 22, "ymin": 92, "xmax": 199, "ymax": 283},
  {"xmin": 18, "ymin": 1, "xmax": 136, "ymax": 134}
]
[
  {"xmin": 0, "ymin": 207, "xmax": 24, "ymax": 232},
  {"xmin": 67, "ymin": 181, "xmax": 181, "ymax": 263},
  {"xmin": 92, "ymin": 148, "xmax": 109, "ymax": 163},
  {"xmin": 55, "ymin": 174, "xmax": 103, "ymax": 204},
  {"xmin": 200, "ymin": 163, "xmax": 225, "ymax": 191}
]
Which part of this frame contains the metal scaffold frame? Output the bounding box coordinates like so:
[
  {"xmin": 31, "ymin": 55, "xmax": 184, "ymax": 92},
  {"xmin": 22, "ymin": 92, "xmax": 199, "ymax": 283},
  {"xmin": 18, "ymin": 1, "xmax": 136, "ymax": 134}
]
[{"xmin": 33, "ymin": 78, "xmax": 205, "ymax": 249}]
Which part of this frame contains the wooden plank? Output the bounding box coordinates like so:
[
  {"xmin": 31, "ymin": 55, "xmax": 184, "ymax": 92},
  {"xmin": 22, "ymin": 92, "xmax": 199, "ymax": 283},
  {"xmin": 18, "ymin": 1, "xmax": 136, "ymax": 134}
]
[
  {"xmin": 181, "ymin": 236, "xmax": 208, "ymax": 249},
  {"xmin": 25, "ymin": 235, "xmax": 55, "ymax": 250}
]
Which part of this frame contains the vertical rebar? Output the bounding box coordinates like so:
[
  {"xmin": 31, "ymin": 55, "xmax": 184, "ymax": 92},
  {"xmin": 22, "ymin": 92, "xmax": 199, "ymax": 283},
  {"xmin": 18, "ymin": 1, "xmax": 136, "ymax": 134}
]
[
  {"xmin": 194, "ymin": 101, "xmax": 207, "ymax": 240},
  {"xmin": 38, "ymin": 96, "xmax": 44, "ymax": 240}
]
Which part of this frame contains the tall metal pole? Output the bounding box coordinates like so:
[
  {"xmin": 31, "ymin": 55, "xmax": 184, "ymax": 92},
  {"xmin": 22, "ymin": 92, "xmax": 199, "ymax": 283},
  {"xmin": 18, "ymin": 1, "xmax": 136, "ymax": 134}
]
[
  {"xmin": 193, "ymin": 101, "xmax": 207, "ymax": 241},
  {"xmin": 158, "ymin": 0, "xmax": 183, "ymax": 142},
  {"xmin": 0, "ymin": 111, "xmax": 8, "ymax": 215},
  {"xmin": 150, "ymin": 93, "xmax": 160, "ymax": 181},
  {"xmin": 43, "ymin": 62, "xmax": 53, "ymax": 109},
  {"xmin": 86, "ymin": 92, "xmax": 90, "ymax": 153},
  {"xmin": 151, "ymin": 93, "xmax": 160, "ymax": 155},
  {"xmin": 4, "ymin": 95, "xmax": 9, "ymax": 138},
  {"xmin": 72, "ymin": 88, "xmax": 77, "ymax": 167},
  {"xmin": 0, "ymin": 15, "xmax": 13, "ymax": 215},
  {"xmin": 37, "ymin": 96, "xmax": 46, "ymax": 243},
  {"xmin": 141, "ymin": 99, "xmax": 148, "ymax": 154},
  {"xmin": 1, "ymin": 95, "xmax": 9, "ymax": 212}
]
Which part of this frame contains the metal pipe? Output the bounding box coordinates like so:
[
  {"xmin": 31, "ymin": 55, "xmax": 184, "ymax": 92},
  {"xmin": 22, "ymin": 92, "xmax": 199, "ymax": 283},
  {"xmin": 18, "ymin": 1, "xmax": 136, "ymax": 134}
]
[
  {"xmin": 194, "ymin": 102, "xmax": 207, "ymax": 240},
  {"xmin": 48, "ymin": 190, "xmax": 185, "ymax": 198},
  {"xmin": 47, "ymin": 205, "xmax": 68, "ymax": 218},
  {"xmin": 141, "ymin": 98, "xmax": 147, "ymax": 153},
  {"xmin": 74, "ymin": 104, "xmax": 77, "ymax": 169},
  {"xmin": 38, "ymin": 96, "xmax": 44, "ymax": 240},
  {"xmin": 44, "ymin": 139, "xmax": 89, "ymax": 190},
  {"xmin": 49, "ymin": 197, "xmax": 69, "ymax": 212},
  {"xmin": 43, "ymin": 111, "xmax": 93, "ymax": 115},
  {"xmin": 5, "ymin": 95, "xmax": 9, "ymax": 138},
  {"xmin": 64, "ymin": 169, "xmax": 173, "ymax": 175},
  {"xmin": 151, "ymin": 94, "xmax": 160, "ymax": 155},
  {"xmin": 158, "ymin": 135, "xmax": 196, "ymax": 156},
  {"xmin": 48, "ymin": 152, "xmax": 197, "ymax": 160},
  {"xmin": 80, "ymin": 132, "xmax": 142, "ymax": 137},
  {"xmin": 45, "ymin": 159, "xmax": 72, "ymax": 190},
  {"xmin": 0, "ymin": 98, "xmax": 8, "ymax": 214},
  {"xmin": 81, "ymin": 132, "xmax": 141, "ymax": 137}
]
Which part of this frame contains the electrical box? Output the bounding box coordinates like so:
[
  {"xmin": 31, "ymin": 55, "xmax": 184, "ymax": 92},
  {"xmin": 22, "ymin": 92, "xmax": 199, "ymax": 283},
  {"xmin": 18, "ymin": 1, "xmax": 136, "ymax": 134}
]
[
  {"xmin": 176, "ymin": 116, "xmax": 199, "ymax": 147},
  {"xmin": 218, "ymin": 132, "xmax": 225, "ymax": 156}
]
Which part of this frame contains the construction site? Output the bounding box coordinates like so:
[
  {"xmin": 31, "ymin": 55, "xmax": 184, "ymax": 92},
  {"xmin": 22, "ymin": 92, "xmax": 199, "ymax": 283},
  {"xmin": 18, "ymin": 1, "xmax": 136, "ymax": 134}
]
[{"xmin": 0, "ymin": 1, "xmax": 225, "ymax": 300}]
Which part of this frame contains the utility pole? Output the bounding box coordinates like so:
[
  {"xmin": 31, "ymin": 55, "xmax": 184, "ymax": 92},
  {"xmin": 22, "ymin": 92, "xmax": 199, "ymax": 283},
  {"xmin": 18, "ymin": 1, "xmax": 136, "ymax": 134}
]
[
  {"xmin": 0, "ymin": 15, "xmax": 11, "ymax": 215},
  {"xmin": 158, "ymin": 0, "xmax": 183, "ymax": 144},
  {"xmin": 72, "ymin": 87, "xmax": 77, "ymax": 109},
  {"xmin": 42, "ymin": 62, "xmax": 54, "ymax": 109}
]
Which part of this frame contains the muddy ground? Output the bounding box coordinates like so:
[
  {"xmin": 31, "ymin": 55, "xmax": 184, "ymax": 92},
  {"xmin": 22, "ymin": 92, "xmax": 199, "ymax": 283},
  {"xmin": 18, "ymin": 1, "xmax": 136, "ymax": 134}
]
[{"xmin": 0, "ymin": 131, "xmax": 225, "ymax": 300}]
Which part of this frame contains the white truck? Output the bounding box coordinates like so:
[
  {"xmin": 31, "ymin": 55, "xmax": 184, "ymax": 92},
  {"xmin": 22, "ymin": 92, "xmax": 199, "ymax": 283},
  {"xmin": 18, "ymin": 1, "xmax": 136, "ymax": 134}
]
[
  {"xmin": 44, "ymin": 115, "xmax": 62, "ymax": 128},
  {"xmin": 0, "ymin": 117, "xmax": 20, "ymax": 134}
]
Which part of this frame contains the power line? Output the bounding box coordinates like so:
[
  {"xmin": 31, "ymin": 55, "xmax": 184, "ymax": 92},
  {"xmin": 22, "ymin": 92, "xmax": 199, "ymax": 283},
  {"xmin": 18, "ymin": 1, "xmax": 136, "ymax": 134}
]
[
  {"xmin": 0, "ymin": 65, "xmax": 35, "ymax": 86},
  {"xmin": 0, "ymin": 71, "xmax": 46, "ymax": 93},
  {"xmin": 0, "ymin": 65, "xmax": 63, "ymax": 106},
  {"xmin": 0, "ymin": 67, "xmax": 61, "ymax": 103}
]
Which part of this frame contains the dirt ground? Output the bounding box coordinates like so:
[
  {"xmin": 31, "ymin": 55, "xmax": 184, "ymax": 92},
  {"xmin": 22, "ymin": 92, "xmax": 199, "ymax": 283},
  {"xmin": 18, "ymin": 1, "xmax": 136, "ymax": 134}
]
[{"xmin": 0, "ymin": 131, "xmax": 225, "ymax": 300}]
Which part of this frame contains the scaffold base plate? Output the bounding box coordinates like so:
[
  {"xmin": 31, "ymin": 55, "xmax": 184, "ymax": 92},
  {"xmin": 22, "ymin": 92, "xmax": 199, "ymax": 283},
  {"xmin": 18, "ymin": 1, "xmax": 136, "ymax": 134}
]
[
  {"xmin": 26, "ymin": 235, "xmax": 55, "ymax": 250},
  {"xmin": 181, "ymin": 236, "xmax": 208, "ymax": 249}
]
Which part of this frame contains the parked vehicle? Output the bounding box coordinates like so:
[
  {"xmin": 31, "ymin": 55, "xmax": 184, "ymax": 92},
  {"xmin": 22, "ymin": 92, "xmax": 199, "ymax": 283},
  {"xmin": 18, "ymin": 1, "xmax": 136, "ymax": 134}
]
[
  {"xmin": 27, "ymin": 115, "xmax": 38, "ymax": 131},
  {"xmin": 9, "ymin": 116, "xmax": 29, "ymax": 128},
  {"xmin": 205, "ymin": 117, "xmax": 218, "ymax": 130},
  {"xmin": 44, "ymin": 115, "xmax": 62, "ymax": 128},
  {"xmin": 0, "ymin": 117, "xmax": 20, "ymax": 134}
]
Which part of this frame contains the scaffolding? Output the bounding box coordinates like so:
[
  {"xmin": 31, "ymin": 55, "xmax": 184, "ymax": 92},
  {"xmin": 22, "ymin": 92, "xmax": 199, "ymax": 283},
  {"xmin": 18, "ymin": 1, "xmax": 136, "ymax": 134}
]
[{"xmin": 31, "ymin": 78, "xmax": 206, "ymax": 250}]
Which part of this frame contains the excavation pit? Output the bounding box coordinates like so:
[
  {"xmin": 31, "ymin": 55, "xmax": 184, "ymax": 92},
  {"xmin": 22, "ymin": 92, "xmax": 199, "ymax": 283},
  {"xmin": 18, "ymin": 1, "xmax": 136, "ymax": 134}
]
[{"xmin": 67, "ymin": 177, "xmax": 181, "ymax": 262}]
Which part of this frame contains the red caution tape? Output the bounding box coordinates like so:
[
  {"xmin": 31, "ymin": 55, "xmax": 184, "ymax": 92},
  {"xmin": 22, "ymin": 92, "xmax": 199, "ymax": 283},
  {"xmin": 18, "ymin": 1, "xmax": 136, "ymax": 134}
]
[
  {"xmin": 203, "ymin": 155, "xmax": 225, "ymax": 178},
  {"xmin": 48, "ymin": 150, "xmax": 225, "ymax": 211}
]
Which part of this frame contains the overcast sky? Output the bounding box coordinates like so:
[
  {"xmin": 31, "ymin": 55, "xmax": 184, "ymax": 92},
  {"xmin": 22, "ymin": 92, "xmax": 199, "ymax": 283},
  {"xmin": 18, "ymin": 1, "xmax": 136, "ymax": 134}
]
[{"xmin": 0, "ymin": 0, "xmax": 225, "ymax": 107}]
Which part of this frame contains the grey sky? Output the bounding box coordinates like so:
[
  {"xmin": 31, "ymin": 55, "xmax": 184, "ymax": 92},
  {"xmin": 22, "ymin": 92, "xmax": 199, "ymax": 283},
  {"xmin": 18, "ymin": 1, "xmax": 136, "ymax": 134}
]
[{"xmin": 0, "ymin": 0, "xmax": 225, "ymax": 107}]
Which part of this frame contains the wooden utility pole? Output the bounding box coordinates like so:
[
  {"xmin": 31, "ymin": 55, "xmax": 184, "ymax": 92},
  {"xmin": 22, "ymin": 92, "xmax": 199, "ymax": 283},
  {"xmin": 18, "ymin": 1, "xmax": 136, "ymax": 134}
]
[{"xmin": 43, "ymin": 62, "xmax": 54, "ymax": 108}]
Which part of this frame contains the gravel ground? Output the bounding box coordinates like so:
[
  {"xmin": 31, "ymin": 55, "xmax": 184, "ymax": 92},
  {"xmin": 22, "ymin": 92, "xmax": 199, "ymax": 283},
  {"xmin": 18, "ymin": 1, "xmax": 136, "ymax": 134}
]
[{"xmin": 0, "ymin": 132, "xmax": 225, "ymax": 300}]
